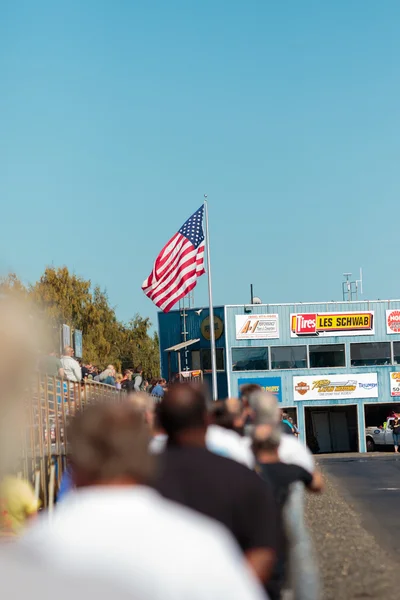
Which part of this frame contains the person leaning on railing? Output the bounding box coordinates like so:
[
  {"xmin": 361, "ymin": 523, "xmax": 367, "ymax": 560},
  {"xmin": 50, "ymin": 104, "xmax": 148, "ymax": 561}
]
[{"xmin": 60, "ymin": 347, "xmax": 82, "ymax": 383}]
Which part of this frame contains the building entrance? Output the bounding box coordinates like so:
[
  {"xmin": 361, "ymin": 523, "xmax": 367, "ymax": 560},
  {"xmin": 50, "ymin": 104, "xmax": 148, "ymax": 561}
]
[{"xmin": 305, "ymin": 405, "xmax": 359, "ymax": 454}]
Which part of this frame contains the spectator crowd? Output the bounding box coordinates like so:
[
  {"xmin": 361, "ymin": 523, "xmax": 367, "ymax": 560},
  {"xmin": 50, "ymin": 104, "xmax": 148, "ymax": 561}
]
[
  {"xmin": 1, "ymin": 377, "xmax": 321, "ymax": 600},
  {"xmin": 39, "ymin": 346, "xmax": 167, "ymax": 399}
]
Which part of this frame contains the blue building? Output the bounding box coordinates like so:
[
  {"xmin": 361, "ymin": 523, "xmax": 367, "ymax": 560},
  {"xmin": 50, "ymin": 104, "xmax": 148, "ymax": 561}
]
[
  {"xmin": 158, "ymin": 306, "xmax": 228, "ymax": 398},
  {"xmin": 158, "ymin": 299, "xmax": 400, "ymax": 453}
]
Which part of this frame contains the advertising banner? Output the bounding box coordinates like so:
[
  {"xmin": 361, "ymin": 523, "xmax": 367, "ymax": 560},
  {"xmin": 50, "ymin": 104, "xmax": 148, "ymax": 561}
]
[
  {"xmin": 290, "ymin": 311, "xmax": 374, "ymax": 338},
  {"xmin": 73, "ymin": 330, "xmax": 83, "ymax": 359},
  {"xmin": 293, "ymin": 373, "xmax": 378, "ymax": 401},
  {"xmin": 62, "ymin": 324, "xmax": 71, "ymax": 350},
  {"xmin": 236, "ymin": 314, "xmax": 279, "ymax": 340},
  {"xmin": 238, "ymin": 377, "xmax": 282, "ymax": 403},
  {"xmin": 386, "ymin": 310, "xmax": 400, "ymax": 334},
  {"xmin": 390, "ymin": 372, "xmax": 400, "ymax": 397}
]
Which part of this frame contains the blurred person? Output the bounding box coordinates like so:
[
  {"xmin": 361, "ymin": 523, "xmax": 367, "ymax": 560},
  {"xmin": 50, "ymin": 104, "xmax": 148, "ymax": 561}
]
[
  {"xmin": 128, "ymin": 392, "xmax": 155, "ymax": 429},
  {"xmin": 154, "ymin": 383, "xmax": 278, "ymax": 585},
  {"xmin": 81, "ymin": 363, "xmax": 95, "ymax": 380},
  {"xmin": 148, "ymin": 403, "xmax": 168, "ymax": 454},
  {"xmin": 151, "ymin": 378, "xmax": 166, "ymax": 399},
  {"xmin": 115, "ymin": 373, "xmax": 123, "ymax": 390},
  {"xmin": 240, "ymin": 383, "xmax": 264, "ymax": 435},
  {"xmin": 99, "ymin": 365, "xmax": 116, "ymax": 386},
  {"xmin": 40, "ymin": 349, "xmax": 64, "ymax": 379},
  {"xmin": 133, "ymin": 365, "xmax": 143, "ymax": 392},
  {"xmin": 249, "ymin": 394, "xmax": 315, "ymax": 473},
  {"xmin": 0, "ymin": 476, "xmax": 39, "ymax": 538},
  {"xmin": 288, "ymin": 417, "xmax": 299, "ymax": 438},
  {"xmin": 207, "ymin": 399, "xmax": 255, "ymax": 468},
  {"xmin": 149, "ymin": 398, "xmax": 255, "ymax": 468},
  {"xmin": 147, "ymin": 377, "xmax": 158, "ymax": 394},
  {"xmin": 281, "ymin": 412, "xmax": 295, "ymax": 435},
  {"xmin": 20, "ymin": 403, "xmax": 267, "ymax": 600},
  {"xmin": 61, "ymin": 346, "xmax": 82, "ymax": 383},
  {"xmin": 120, "ymin": 370, "xmax": 133, "ymax": 392},
  {"xmin": 251, "ymin": 391, "xmax": 321, "ymax": 600},
  {"xmin": 0, "ymin": 300, "xmax": 136, "ymax": 600},
  {"xmin": 57, "ymin": 465, "xmax": 74, "ymax": 502},
  {"xmin": 393, "ymin": 416, "xmax": 400, "ymax": 453},
  {"xmin": 252, "ymin": 417, "xmax": 322, "ymax": 600}
]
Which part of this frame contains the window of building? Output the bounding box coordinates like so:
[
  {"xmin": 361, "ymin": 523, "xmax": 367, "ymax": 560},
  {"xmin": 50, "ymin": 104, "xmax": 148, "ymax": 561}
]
[
  {"xmin": 232, "ymin": 347, "xmax": 269, "ymax": 371},
  {"xmin": 350, "ymin": 342, "xmax": 391, "ymax": 366},
  {"xmin": 309, "ymin": 344, "xmax": 345, "ymax": 368},
  {"xmin": 199, "ymin": 348, "xmax": 225, "ymax": 372},
  {"xmin": 394, "ymin": 342, "xmax": 400, "ymax": 365},
  {"xmin": 271, "ymin": 346, "xmax": 307, "ymax": 370}
]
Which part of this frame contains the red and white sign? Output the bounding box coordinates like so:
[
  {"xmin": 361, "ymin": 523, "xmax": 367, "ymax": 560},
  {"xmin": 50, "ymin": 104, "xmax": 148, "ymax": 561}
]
[
  {"xmin": 390, "ymin": 372, "xmax": 400, "ymax": 396},
  {"xmin": 293, "ymin": 314, "xmax": 317, "ymax": 335},
  {"xmin": 386, "ymin": 310, "xmax": 400, "ymax": 334}
]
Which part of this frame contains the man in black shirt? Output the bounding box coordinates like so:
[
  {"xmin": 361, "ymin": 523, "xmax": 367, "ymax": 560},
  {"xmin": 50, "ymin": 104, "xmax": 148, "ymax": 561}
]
[
  {"xmin": 154, "ymin": 383, "xmax": 277, "ymax": 587},
  {"xmin": 252, "ymin": 399, "xmax": 323, "ymax": 600}
]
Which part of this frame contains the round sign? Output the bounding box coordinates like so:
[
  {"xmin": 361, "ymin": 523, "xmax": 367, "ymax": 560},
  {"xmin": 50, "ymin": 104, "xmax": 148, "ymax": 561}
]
[
  {"xmin": 200, "ymin": 315, "xmax": 224, "ymax": 341},
  {"xmin": 388, "ymin": 310, "xmax": 400, "ymax": 333}
]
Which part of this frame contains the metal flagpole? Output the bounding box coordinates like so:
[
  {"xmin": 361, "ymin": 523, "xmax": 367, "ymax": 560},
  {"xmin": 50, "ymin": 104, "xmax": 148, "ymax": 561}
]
[{"xmin": 203, "ymin": 196, "xmax": 218, "ymax": 401}]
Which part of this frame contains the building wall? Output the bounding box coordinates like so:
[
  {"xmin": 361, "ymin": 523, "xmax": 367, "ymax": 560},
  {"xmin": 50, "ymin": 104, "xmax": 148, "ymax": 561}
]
[
  {"xmin": 225, "ymin": 300, "xmax": 400, "ymax": 452},
  {"xmin": 158, "ymin": 306, "xmax": 228, "ymax": 398}
]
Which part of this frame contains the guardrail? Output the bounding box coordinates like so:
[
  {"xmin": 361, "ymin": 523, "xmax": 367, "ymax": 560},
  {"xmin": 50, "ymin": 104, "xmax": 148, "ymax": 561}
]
[{"xmin": 20, "ymin": 375, "xmax": 125, "ymax": 507}]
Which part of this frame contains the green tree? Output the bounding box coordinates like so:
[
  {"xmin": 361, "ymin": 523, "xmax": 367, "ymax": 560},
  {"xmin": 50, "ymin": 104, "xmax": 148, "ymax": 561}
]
[
  {"xmin": 119, "ymin": 316, "xmax": 160, "ymax": 379},
  {"xmin": 1, "ymin": 266, "xmax": 160, "ymax": 375}
]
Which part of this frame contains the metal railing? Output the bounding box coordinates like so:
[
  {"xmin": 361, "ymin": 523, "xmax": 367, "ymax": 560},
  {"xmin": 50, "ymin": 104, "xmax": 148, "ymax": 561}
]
[{"xmin": 20, "ymin": 375, "xmax": 125, "ymax": 508}]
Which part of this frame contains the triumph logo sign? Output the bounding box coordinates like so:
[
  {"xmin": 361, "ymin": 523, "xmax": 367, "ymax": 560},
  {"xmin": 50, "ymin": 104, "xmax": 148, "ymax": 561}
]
[
  {"xmin": 291, "ymin": 311, "xmax": 374, "ymax": 338},
  {"xmin": 235, "ymin": 314, "xmax": 279, "ymax": 340},
  {"xmin": 293, "ymin": 373, "xmax": 378, "ymax": 401}
]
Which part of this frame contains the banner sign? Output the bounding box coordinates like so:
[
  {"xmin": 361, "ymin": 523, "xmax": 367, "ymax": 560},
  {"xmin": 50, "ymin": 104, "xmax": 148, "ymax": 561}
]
[
  {"xmin": 238, "ymin": 377, "xmax": 282, "ymax": 403},
  {"xmin": 386, "ymin": 310, "xmax": 400, "ymax": 334},
  {"xmin": 293, "ymin": 373, "xmax": 378, "ymax": 401},
  {"xmin": 290, "ymin": 311, "xmax": 374, "ymax": 338},
  {"xmin": 390, "ymin": 372, "xmax": 400, "ymax": 396},
  {"xmin": 73, "ymin": 330, "xmax": 83, "ymax": 359},
  {"xmin": 236, "ymin": 314, "xmax": 279, "ymax": 340},
  {"xmin": 62, "ymin": 324, "xmax": 71, "ymax": 350}
]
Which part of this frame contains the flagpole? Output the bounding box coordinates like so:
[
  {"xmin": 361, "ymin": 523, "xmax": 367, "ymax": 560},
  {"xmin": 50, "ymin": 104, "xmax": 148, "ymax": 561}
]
[{"xmin": 203, "ymin": 196, "xmax": 218, "ymax": 401}]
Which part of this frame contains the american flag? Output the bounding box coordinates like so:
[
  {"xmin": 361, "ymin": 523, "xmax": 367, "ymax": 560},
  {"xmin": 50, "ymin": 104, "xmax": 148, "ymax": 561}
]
[{"xmin": 142, "ymin": 205, "xmax": 206, "ymax": 312}]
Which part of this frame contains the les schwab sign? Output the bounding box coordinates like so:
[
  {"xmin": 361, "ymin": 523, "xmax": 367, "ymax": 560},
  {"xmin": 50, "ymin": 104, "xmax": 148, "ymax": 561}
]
[
  {"xmin": 236, "ymin": 314, "xmax": 279, "ymax": 340},
  {"xmin": 293, "ymin": 373, "xmax": 378, "ymax": 401},
  {"xmin": 291, "ymin": 311, "xmax": 374, "ymax": 338}
]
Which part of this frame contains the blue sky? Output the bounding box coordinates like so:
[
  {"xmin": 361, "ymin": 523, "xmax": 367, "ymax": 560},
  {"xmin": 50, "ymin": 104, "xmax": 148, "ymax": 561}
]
[{"xmin": 2, "ymin": 1, "xmax": 400, "ymax": 326}]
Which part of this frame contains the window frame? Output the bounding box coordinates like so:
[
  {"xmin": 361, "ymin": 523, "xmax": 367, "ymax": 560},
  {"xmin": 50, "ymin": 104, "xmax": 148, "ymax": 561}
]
[
  {"xmin": 393, "ymin": 341, "xmax": 400, "ymax": 365},
  {"xmin": 308, "ymin": 343, "xmax": 347, "ymax": 369},
  {"xmin": 200, "ymin": 347, "xmax": 225, "ymax": 373},
  {"xmin": 349, "ymin": 341, "xmax": 392, "ymax": 367},
  {"xmin": 270, "ymin": 344, "xmax": 308, "ymax": 371},
  {"xmin": 231, "ymin": 346, "xmax": 269, "ymax": 372}
]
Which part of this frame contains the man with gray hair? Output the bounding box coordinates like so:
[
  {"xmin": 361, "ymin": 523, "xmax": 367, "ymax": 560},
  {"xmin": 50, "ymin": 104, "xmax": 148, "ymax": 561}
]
[
  {"xmin": 250, "ymin": 391, "xmax": 322, "ymax": 600},
  {"xmin": 245, "ymin": 387, "xmax": 315, "ymax": 472}
]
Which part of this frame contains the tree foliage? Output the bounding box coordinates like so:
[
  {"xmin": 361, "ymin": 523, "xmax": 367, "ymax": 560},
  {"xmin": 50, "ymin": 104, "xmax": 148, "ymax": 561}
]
[{"xmin": 0, "ymin": 267, "xmax": 159, "ymax": 377}]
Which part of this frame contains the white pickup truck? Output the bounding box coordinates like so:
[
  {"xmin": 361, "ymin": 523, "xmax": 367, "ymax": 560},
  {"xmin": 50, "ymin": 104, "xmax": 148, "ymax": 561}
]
[{"xmin": 366, "ymin": 418, "xmax": 397, "ymax": 452}]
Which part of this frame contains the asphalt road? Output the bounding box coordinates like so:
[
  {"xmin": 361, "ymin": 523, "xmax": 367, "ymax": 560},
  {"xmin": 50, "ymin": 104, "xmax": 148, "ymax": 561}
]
[{"xmin": 319, "ymin": 453, "xmax": 400, "ymax": 556}]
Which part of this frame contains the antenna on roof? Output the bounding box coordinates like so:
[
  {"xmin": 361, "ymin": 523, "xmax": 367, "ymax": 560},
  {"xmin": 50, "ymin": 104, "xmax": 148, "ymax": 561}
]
[{"xmin": 342, "ymin": 269, "xmax": 363, "ymax": 301}]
